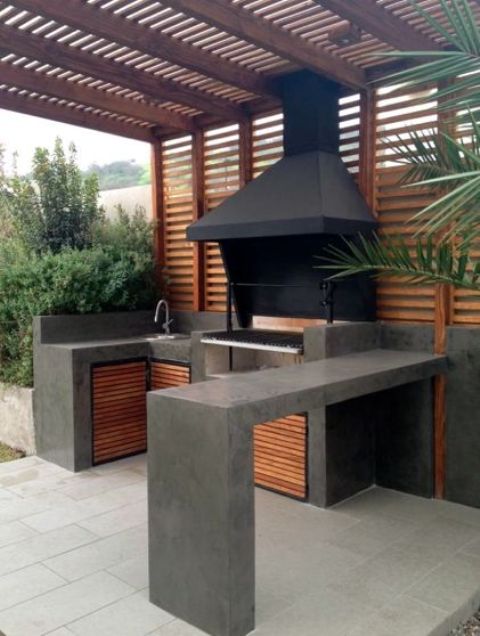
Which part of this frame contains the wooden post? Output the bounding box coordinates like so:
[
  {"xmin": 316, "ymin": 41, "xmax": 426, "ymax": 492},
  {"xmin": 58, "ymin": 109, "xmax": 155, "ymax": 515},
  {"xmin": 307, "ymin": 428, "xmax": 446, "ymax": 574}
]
[
  {"xmin": 358, "ymin": 88, "xmax": 377, "ymax": 213},
  {"xmin": 192, "ymin": 130, "xmax": 205, "ymax": 312},
  {"xmin": 433, "ymin": 80, "xmax": 456, "ymax": 499},
  {"xmin": 151, "ymin": 140, "xmax": 165, "ymax": 291},
  {"xmin": 434, "ymin": 284, "xmax": 450, "ymax": 499},
  {"xmin": 239, "ymin": 118, "xmax": 253, "ymax": 188}
]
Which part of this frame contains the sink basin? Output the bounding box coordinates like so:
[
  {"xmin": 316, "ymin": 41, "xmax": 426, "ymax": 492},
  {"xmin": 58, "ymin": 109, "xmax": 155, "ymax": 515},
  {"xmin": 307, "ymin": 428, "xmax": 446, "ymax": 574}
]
[{"xmin": 143, "ymin": 333, "xmax": 189, "ymax": 341}]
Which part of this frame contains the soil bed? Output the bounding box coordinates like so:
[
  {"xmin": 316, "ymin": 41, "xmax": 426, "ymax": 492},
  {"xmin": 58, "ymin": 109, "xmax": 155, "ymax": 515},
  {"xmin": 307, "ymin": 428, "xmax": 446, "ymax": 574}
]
[
  {"xmin": 0, "ymin": 442, "xmax": 24, "ymax": 463},
  {"xmin": 451, "ymin": 609, "xmax": 480, "ymax": 636}
]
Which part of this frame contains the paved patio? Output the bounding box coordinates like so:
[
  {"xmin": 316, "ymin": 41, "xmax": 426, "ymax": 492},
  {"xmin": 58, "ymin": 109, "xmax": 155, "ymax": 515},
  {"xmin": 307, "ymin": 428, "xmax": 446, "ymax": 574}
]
[{"xmin": 0, "ymin": 455, "xmax": 480, "ymax": 636}]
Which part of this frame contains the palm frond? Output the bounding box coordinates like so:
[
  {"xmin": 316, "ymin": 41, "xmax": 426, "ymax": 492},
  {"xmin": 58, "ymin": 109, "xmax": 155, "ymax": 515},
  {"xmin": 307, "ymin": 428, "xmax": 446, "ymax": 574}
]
[{"xmin": 318, "ymin": 234, "xmax": 480, "ymax": 291}]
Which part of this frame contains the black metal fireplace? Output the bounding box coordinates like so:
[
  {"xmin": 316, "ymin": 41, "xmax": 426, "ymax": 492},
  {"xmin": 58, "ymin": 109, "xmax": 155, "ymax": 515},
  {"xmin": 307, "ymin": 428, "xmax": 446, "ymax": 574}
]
[{"xmin": 187, "ymin": 70, "xmax": 377, "ymax": 330}]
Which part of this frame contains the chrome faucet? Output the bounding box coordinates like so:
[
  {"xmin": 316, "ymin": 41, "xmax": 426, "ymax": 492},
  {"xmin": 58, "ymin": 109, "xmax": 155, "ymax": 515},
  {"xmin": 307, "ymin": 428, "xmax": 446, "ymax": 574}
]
[{"xmin": 154, "ymin": 299, "xmax": 173, "ymax": 335}]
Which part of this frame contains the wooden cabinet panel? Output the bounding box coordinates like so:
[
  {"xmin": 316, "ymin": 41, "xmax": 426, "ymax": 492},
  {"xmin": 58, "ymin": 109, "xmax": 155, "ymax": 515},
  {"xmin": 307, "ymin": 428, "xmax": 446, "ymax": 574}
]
[
  {"xmin": 150, "ymin": 360, "xmax": 190, "ymax": 390},
  {"xmin": 92, "ymin": 360, "xmax": 147, "ymax": 465},
  {"xmin": 254, "ymin": 414, "xmax": 308, "ymax": 500}
]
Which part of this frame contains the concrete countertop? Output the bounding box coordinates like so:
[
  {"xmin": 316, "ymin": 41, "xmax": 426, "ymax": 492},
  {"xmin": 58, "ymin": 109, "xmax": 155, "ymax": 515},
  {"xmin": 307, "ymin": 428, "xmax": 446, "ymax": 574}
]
[
  {"xmin": 156, "ymin": 348, "xmax": 446, "ymax": 410},
  {"xmin": 48, "ymin": 335, "xmax": 192, "ymax": 363}
]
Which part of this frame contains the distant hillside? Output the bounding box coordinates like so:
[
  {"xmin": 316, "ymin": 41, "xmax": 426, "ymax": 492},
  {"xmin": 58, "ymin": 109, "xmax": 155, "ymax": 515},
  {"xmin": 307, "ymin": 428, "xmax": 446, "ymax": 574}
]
[{"xmin": 85, "ymin": 160, "xmax": 151, "ymax": 191}]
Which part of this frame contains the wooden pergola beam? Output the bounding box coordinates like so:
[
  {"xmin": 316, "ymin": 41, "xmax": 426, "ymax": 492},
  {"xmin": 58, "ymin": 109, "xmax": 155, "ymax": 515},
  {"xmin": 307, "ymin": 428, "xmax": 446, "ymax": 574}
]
[
  {"xmin": 12, "ymin": 0, "xmax": 275, "ymax": 99},
  {"xmin": 0, "ymin": 90, "xmax": 156, "ymax": 142},
  {"xmin": 0, "ymin": 23, "xmax": 243, "ymax": 123},
  {"xmin": 0, "ymin": 61, "xmax": 197, "ymax": 133},
  {"xmin": 316, "ymin": 0, "xmax": 442, "ymax": 52},
  {"xmin": 161, "ymin": 0, "xmax": 366, "ymax": 90}
]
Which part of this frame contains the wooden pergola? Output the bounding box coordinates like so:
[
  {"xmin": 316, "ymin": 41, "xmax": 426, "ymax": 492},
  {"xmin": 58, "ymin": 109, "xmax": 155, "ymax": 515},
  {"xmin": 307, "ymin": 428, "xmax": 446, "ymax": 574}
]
[{"xmin": 2, "ymin": 0, "xmax": 478, "ymax": 498}]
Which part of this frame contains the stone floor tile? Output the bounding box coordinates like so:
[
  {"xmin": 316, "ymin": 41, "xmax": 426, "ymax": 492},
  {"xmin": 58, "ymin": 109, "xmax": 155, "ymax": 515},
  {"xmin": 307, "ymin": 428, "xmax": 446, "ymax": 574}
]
[
  {"xmin": 78, "ymin": 500, "xmax": 147, "ymax": 537},
  {"xmin": 335, "ymin": 487, "xmax": 438, "ymax": 525},
  {"xmin": 256, "ymin": 537, "xmax": 363, "ymax": 602},
  {"xmin": 326, "ymin": 565, "xmax": 398, "ymax": 612},
  {"xmin": 436, "ymin": 499, "xmax": 480, "ymax": 528},
  {"xmin": 107, "ymin": 552, "xmax": 149, "ymax": 590},
  {"xmin": 349, "ymin": 595, "xmax": 448, "ymax": 636},
  {"xmin": 68, "ymin": 589, "xmax": 173, "ymax": 635},
  {"xmin": 407, "ymin": 552, "xmax": 480, "ymax": 614},
  {"xmin": 346, "ymin": 544, "xmax": 439, "ymax": 595},
  {"xmin": 21, "ymin": 481, "xmax": 147, "ymax": 533},
  {"xmin": 394, "ymin": 517, "xmax": 480, "ymax": 560},
  {"xmin": 0, "ymin": 524, "xmax": 96, "ymax": 577},
  {"xmin": 0, "ymin": 563, "xmax": 65, "ymax": 611},
  {"xmin": 45, "ymin": 629, "xmax": 75, "ymax": 635},
  {"xmin": 0, "ymin": 456, "xmax": 43, "ymax": 475},
  {"xmin": 58, "ymin": 469, "xmax": 144, "ymax": 501},
  {"xmin": 90, "ymin": 453, "xmax": 147, "ymax": 476},
  {"xmin": 254, "ymin": 586, "xmax": 371, "ymax": 636},
  {"xmin": 45, "ymin": 524, "xmax": 148, "ymax": 581},
  {"xmin": 257, "ymin": 500, "xmax": 359, "ymax": 547},
  {"xmin": 7, "ymin": 472, "xmax": 77, "ymax": 498},
  {"xmin": 326, "ymin": 514, "xmax": 418, "ymax": 559},
  {"xmin": 149, "ymin": 619, "xmax": 209, "ymax": 635},
  {"xmin": 0, "ymin": 520, "xmax": 38, "ymax": 548},
  {"xmin": 0, "ymin": 463, "xmax": 72, "ymax": 489},
  {"xmin": 0, "ymin": 487, "xmax": 20, "ymax": 501},
  {"xmin": 0, "ymin": 571, "xmax": 133, "ymax": 636},
  {"xmin": 461, "ymin": 534, "xmax": 480, "ymax": 558},
  {"xmin": 0, "ymin": 491, "xmax": 72, "ymax": 525}
]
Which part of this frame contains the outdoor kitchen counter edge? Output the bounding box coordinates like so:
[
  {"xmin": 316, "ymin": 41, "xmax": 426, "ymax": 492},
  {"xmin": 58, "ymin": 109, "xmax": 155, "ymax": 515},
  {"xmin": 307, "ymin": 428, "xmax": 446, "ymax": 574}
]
[
  {"xmin": 46, "ymin": 335, "xmax": 192, "ymax": 363},
  {"xmin": 148, "ymin": 348, "xmax": 446, "ymax": 411}
]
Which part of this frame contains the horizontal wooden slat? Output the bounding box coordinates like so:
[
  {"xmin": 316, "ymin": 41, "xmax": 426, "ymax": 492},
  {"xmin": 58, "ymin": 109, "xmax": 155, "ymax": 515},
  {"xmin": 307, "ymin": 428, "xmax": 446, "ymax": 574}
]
[
  {"xmin": 92, "ymin": 361, "xmax": 147, "ymax": 464},
  {"xmin": 254, "ymin": 413, "xmax": 307, "ymax": 500}
]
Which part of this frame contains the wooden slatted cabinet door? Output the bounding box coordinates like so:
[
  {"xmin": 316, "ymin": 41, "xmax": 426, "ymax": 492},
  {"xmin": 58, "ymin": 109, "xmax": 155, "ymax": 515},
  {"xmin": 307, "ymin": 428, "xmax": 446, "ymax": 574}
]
[
  {"xmin": 150, "ymin": 360, "xmax": 191, "ymax": 390},
  {"xmin": 92, "ymin": 360, "xmax": 147, "ymax": 465},
  {"xmin": 254, "ymin": 414, "xmax": 308, "ymax": 500}
]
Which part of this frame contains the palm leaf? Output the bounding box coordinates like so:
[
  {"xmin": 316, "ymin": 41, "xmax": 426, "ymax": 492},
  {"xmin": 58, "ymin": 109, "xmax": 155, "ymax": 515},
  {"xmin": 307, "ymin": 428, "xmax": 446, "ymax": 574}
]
[{"xmin": 318, "ymin": 235, "xmax": 480, "ymax": 291}]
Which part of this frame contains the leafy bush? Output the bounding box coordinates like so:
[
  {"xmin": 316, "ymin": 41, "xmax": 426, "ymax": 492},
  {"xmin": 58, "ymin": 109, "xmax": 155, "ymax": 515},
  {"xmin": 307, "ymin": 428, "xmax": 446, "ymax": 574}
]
[
  {"xmin": 0, "ymin": 240, "xmax": 156, "ymax": 387},
  {"xmin": 0, "ymin": 141, "xmax": 158, "ymax": 387},
  {"xmin": 2, "ymin": 138, "xmax": 101, "ymax": 253}
]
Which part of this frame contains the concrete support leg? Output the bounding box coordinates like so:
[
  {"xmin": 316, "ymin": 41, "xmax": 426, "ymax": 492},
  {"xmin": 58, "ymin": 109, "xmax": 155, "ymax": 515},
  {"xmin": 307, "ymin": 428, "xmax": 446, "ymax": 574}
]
[
  {"xmin": 375, "ymin": 380, "xmax": 434, "ymax": 498},
  {"xmin": 147, "ymin": 394, "xmax": 255, "ymax": 636},
  {"xmin": 307, "ymin": 408, "xmax": 327, "ymax": 507}
]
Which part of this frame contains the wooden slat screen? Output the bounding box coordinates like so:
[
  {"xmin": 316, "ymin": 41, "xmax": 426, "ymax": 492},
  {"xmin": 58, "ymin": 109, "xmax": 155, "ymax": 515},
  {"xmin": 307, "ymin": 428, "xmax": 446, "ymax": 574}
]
[
  {"xmin": 375, "ymin": 84, "xmax": 438, "ymax": 322},
  {"xmin": 252, "ymin": 111, "xmax": 284, "ymax": 179},
  {"xmin": 162, "ymin": 135, "xmax": 195, "ymax": 311},
  {"xmin": 150, "ymin": 360, "xmax": 191, "ymax": 390},
  {"xmin": 339, "ymin": 93, "xmax": 361, "ymax": 176},
  {"xmin": 92, "ymin": 361, "xmax": 147, "ymax": 465},
  {"xmin": 203, "ymin": 124, "xmax": 241, "ymax": 312},
  {"xmin": 254, "ymin": 414, "xmax": 307, "ymax": 500},
  {"xmin": 451, "ymin": 120, "xmax": 480, "ymax": 324}
]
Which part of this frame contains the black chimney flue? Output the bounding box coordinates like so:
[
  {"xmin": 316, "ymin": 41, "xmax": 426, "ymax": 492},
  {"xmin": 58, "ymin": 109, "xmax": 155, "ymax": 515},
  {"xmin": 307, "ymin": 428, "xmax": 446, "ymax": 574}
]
[{"xmin": 281, "ymin": 71, "xmax": 341, "ymax": 157}]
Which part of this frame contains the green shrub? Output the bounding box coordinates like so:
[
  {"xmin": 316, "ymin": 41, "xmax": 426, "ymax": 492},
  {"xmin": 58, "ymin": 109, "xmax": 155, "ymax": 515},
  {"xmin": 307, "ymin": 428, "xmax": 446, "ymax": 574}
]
[
  {"xmin": 2, "ymin": 138, "xmax": 102, "ymax": 253},
  {"xmin": 0, "ymin": 141, "xmax": 158, "ymax": 388},
  {"xmin": 0, "ymin": 242, "xmax": 156, "ymax": 387}
]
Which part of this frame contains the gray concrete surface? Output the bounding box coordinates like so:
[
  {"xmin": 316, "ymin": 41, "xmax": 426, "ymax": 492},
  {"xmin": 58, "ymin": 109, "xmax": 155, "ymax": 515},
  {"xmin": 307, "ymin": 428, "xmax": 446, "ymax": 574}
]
[
  {"xmin": 445, "ymin": 327, "xmax": 480, "ymax": 508},
  {"xmin": 148, "ymin": 348, "xmax": 445, "ymax": 636},
  {"xmin": 1, "ymin": 454, "xmax": 480, "ymax": 636},
  {"xmin": 34, "ymin": 312, "xmax": 192, "ymax": 471},
  {"xmin": 0, "ymin": 384, "xmax": 35, "ymax": 454}
]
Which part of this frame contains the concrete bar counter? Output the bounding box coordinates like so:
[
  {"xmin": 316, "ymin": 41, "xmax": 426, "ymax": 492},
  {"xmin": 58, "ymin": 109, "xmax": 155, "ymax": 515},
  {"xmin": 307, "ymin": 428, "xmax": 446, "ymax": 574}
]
[{"xmin": 147, "ymin": 334, "xmax": 446, "ymax": 636}]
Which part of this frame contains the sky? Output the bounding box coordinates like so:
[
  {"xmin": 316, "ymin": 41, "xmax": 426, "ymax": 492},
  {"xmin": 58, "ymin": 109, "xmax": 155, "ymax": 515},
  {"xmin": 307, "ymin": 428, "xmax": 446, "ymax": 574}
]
[{"xmin": 0, "ymin": 109, "xmax": 151, "ymax": 175}]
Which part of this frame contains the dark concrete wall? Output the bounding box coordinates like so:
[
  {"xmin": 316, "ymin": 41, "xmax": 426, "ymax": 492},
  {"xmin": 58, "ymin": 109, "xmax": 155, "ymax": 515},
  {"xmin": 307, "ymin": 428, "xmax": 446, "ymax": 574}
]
[
  {"xmin": 380, "ymin": 322, "xmax": 480, "ymax": 508},
  {"xmin": 445, "ymin": 327, "xmax": 480, "ymax": 508}
]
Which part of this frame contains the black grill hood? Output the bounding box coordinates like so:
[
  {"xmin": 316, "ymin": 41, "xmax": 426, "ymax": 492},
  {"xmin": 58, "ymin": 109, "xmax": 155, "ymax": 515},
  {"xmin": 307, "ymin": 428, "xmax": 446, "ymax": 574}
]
[{"xmin": 187, "ymin": 71, "xmax": 376, "ymax": 242}]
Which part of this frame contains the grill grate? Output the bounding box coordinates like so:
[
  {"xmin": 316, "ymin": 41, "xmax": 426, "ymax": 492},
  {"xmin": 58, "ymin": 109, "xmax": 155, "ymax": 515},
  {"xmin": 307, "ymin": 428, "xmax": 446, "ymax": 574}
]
[{"xmin": 202, "ymin": 329, "xmax": 303, "ymax": 354}]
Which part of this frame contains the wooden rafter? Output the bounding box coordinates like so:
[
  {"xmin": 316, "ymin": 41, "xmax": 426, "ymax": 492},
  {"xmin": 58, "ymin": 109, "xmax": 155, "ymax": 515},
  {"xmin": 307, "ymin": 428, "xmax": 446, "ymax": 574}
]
[
  {"xmin": 12, "ymin": 0, "xmax": 275, "ymax": 99},
  {"xmin": 160, "ymin": 0, "xmax": 366, "ymax": 90},
  {"xmin": 0, "ymin": 23, "xmax": 243, "ymax": 122},
  {"xmin": 0, "ymin": 62, "xmax": 196, "ymax": 133},
  {"xmin": 0, "ymin": 90, "xmax": 156, "ymax": 142},
  {"xmin": 316, "ymin": 0, "xmax": 442, "ymax": 52}
]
